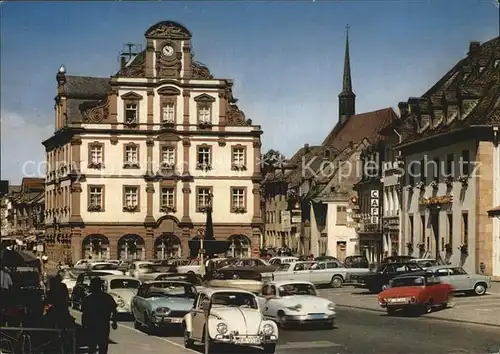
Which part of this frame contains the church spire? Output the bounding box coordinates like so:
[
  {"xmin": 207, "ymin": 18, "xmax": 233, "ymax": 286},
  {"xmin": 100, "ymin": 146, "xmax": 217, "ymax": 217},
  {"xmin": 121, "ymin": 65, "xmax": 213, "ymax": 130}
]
[{"xmin": 338, "ymin": 24, "xmax": 356, "ymax": 124}]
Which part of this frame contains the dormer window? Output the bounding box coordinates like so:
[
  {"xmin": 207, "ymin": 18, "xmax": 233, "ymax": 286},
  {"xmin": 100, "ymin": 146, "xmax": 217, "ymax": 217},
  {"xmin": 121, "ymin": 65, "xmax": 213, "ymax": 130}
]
[
  {"xmin": 194, "ymin": 93, "xmax": 216, "ymax": 128},
  {"xmin": 125, "ymin": 103, "xmax": 138, "ymax": 123}
]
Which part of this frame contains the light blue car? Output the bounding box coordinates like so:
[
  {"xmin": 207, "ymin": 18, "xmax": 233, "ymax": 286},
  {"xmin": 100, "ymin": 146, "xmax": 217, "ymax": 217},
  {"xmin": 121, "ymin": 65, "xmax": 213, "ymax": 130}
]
[{"xmin": 131, "ymin": 280, "xmax": 197, "ymax": 334}]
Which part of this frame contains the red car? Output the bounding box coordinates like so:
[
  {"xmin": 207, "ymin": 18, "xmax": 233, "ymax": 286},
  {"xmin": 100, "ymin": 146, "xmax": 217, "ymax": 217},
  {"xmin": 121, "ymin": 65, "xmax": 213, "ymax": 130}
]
[{"xmin": 377, "ymin": 272, "xmax": 454, "ymax": 315}]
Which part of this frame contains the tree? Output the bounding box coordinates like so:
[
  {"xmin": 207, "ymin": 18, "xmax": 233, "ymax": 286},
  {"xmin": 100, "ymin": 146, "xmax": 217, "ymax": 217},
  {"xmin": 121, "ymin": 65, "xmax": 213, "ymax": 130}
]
[{"xmin": 260, "ymin": 149, "xmax": 287, "ymax": 175}]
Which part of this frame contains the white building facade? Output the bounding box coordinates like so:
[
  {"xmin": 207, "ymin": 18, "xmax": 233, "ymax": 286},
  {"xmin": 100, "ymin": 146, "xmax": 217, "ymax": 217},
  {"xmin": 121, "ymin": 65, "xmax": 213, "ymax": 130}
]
[{"xmin": 42, "ymin": 21, "xmax": 263, "ymax": 263}]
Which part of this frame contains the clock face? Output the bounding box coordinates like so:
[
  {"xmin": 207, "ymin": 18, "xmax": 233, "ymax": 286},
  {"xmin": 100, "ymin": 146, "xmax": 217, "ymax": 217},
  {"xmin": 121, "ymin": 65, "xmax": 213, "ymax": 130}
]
[{"xmin": 162, "ymin": 45, "xmax": 174, "ymax": 57}]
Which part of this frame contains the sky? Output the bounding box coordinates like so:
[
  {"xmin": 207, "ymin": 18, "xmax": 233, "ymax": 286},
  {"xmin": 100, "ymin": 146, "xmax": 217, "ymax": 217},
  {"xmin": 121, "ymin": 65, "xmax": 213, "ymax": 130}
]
[{"xmin": 1, "ymin": 0, "xmax": 498, "ymax": 183}]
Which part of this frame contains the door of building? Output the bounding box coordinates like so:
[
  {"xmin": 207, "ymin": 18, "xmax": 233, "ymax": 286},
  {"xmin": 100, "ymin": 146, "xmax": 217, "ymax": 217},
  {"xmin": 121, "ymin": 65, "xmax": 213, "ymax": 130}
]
[{"xmin": 336, "ymin": 242, "xmax": 346, "ymax": 261}]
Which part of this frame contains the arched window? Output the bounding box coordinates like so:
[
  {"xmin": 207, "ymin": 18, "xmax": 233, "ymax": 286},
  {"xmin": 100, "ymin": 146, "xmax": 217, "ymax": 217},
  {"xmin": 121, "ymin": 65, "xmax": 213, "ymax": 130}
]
[
  {"xmin": 82, "ymin": 234, "xmax": 110, "ymax": 260},
  {"xmin": 227, "ymin": 234, "xmax": 251, "ymax": 258},
  {"xmin": 155, "ymin": 234, "xmax": 181, "ymax": 259},
  {"xmin": 118, "ymin": 234, "xmax": 145, "ymax": 260}
]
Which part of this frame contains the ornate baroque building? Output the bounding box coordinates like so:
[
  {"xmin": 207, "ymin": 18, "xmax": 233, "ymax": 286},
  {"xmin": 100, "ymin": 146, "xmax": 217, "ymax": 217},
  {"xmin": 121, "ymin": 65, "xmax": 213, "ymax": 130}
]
[
  {"xmin": 42, "ymin": 21, "xmax": 263, "ymax": 263},
  {"xmin": 398, "ymin": 38, "xmax": 500, "ymax": 278}
]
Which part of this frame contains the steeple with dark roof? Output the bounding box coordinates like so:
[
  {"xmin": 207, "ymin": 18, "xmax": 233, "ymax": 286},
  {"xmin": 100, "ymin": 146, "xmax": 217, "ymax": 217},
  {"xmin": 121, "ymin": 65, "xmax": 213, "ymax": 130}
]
[{"xmin": 338, "ymin": 24, "xmax": 356, "ymax": 124}]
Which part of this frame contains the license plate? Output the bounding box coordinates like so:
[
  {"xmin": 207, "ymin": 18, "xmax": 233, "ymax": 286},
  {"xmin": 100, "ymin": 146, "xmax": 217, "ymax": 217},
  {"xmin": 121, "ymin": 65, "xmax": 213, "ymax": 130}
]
[
  {"xmin": 310, "ymin": 313, "xmax": 325, "ymax": 319},
  {"xmin": 165, "ymin": 317, "xmax": 183, "ymax": 323},
  {"xmin": 389, "ymin": 298, "xmax": 406, "ymax": 303},
  {"xmin": 234, "ymin": 337, "xmax": 260, "ymax": 345}
]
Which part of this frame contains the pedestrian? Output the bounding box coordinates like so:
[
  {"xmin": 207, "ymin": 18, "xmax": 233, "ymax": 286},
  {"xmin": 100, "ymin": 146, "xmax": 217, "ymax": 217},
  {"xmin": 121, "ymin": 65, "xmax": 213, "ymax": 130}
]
[
  {"xmin": 82, "ymin": 278, "xmax": 118, "ymax": 354},
  {"xmin": 46, "ymin": 274, "xmax": 72, "ymax": 326}
]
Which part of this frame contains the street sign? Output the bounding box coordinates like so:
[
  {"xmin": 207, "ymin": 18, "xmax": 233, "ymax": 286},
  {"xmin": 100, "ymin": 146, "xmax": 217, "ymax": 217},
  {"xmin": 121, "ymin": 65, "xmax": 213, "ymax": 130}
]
[
  {"xmin": 370, "ymin": 190, "xmax": 379, "ymax": 198},
  {"xmin": 370, "ymin": 189, "xmax": 380, "ymax": 226},
  {"xmin": 291, "ymin": 210, "xmax": 302, "ymax": 223}
]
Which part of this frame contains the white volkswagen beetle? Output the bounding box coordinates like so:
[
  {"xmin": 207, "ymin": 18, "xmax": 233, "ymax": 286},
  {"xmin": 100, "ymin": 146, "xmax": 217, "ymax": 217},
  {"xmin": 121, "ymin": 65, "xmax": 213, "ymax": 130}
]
[
  {"xmin": 100, "ymin": 275, "xmax": 141, "ymax": 314},
  {"xmin": 258, "ymin": 280, "xmax": 336, "ymax": 329},
  {"xmin": 183, "ymin": 287, "xmax": 278, "ymax": 353}
]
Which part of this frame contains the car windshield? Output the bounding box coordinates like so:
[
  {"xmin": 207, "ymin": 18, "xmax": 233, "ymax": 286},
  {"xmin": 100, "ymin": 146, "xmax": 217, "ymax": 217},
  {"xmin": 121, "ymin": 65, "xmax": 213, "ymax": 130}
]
[
  {"xmin": 278, "ymin": 283, "xmax": 317, "ymax": 297},
  {"xmin": 415, "ymin": 260, "xmax": 438, "ymax": 267},
  {"xmin": 211, "ymin": 292, "xmax": 258, "ymax": 309},
  {"xmin": 391, "ymin": 276, "xmax": 425, "ymax": 288},
  {"xmin": 92, "ymin": 264, "xmax": 118, "ymax": 270},
  {"xmin": 109, "ymin": 279, "xmax": 140, "ymax": 289},
  {"xmin": 139, "ymin": 263, "xmax": 155, "ymax": 269},
  {"xmin": 276, "ymin": 263, "xmax": 290, "ymax": 271},
  {"xmin": 146, "ymin": 282, "xmax": 196, "ymax": 299},
  {"xmin": 157, "ymin": 274, "xmax": 202, "ymax": 285}
]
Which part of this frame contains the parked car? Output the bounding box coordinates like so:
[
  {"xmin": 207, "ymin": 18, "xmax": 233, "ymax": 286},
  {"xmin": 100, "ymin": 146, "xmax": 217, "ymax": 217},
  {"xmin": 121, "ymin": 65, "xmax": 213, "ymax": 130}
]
[
  {"xmin": 408, "ymin": 259, "xmax": 440, "ymax": 269},
  {"xmin": 126, "ymin": 261, "xmax": 156, "ymax": 279},
  {"xmin": 208, "ymin": 268, "xmax": 263, "ymax": 293},
  {"xmin": 70, "ymin": 271, "xmax": 120, "ymax": 310},
  {"xmin": 381, "ymin": 256, "xmax": 415, "ymax": 264},
  {"xmin": 377, "ymin": 272, "xmax": 454, "ymax": 315},
  {"xmin": 427, "ymin": 265, "xmax": 491, "ymax": 295},
  {"xmin": 182, "ymin": 287, "xmax": 278, "ymax": 353},
  {"xmin": 269, "ymin": 257, "xmax": 299, "ymax": 266},
  {"xmin": 153, "ymin": 273, "xmax": 204, "ymax": 290},
  {"xmin": 88, "ymin": 263, "xmax": 124, "ymax": 273},
  {"xmin": 223, "ymin": 258, "xmax": 271, "ymax": 268},
  {"xmin": 350, "ymin": 262, "xmax": 423, "ymax": 293},
  {"xmin": 258, "ymin": 280, "xmax": 335, "ymax": 328},
  {"xmin": 100, "ymin": 275, "xmax": 141, "ymax": 314},
  {"xmin": 177, "ymin": 260, "xmax": 203, "ymax": 274},
  {"xmin": 344, "ymin": 255, "xmax": 369, "ymax": 268},
  {"xmin": 311, "ymin": 260, "xmax": 370, "ymax": 287},
  {"xmin": 58, "ymin": 268, "xmax": 87, "ymax": 295},
  {"xmin": 131, "ymin": 280, "xmax": 197, "ymax": 334}
]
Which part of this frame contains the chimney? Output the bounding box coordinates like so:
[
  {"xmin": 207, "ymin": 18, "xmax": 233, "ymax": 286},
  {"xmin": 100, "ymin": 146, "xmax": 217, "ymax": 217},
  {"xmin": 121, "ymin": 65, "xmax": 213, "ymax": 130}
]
[
  {"xmin": 304, "ymin": 144, "xmax": 309, "ymax": 153},
  {"xmin": 468, "ymin": 41, "xmax": 481, "ymax": 56}
]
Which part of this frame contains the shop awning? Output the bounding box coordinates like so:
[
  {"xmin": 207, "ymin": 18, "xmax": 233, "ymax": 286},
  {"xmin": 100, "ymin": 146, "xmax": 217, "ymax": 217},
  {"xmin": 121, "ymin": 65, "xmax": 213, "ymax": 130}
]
[{"xmin": 487, "ymin": 205, "xmax": 500, "ymax": 217}]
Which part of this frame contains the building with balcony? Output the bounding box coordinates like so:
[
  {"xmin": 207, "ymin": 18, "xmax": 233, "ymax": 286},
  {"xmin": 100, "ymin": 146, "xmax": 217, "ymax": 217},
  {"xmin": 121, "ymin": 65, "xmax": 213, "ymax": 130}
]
[
  {"xmin": 397, "ymin": 38, "xmax": 500, "ymax": 278},
  {"xmin": 42, "ymin": 21, "xmax": 263, "ymax": 263}
]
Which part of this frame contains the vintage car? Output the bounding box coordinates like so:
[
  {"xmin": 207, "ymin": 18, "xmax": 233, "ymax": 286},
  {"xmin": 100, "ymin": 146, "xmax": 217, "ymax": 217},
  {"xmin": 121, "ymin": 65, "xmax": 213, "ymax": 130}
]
[
  {"xmin": 100, "ymin": 275, "xmax": 141, "ymax": 314},
  {"xmin": 153, "ymin": 273, "xmax": 204, "ymax": 291},
  {"xmin": 177, "ymin": 259, "xmax": 203, "ymax": 274},
  {"xmin": 182, "ymin": 288, "xmax": 278, "ymax": 353},
  {"xmin": 131, "ymin": 280, "xmax": 197, "ymax": 333},
  {"xmin": 377, "ymin": 272, "xmax": 454, "ymax": 315},
  {"xmin": 208, "ymin": 268, "xmax": 263, "ymax": 293},
  {"xmin": 126, "ymin": 261, "xmax": 156, "ymax": 279},
  {"xmin": 427, "ymin": 265, "xmax": 491, "ymax": 295},
  {"xmin": 70, "ymin": 271, "xmax": 121, "ymax": 310},
  {"xmin": 351, "ymin": 262, "xmax": 423, "ymax": 293},
  {"xmin": 408, "ymin": 259, "xmax": 440, "ymax": 269},
  {"xmin": 269, "ymin": 257, "xmax": 298, "ymax": 266},
  {"xmin": 258, "ymin": 281, "xmax": 335, "ymax": 328},
  {"xmin": 58, "ymin": 267, "xmax": 87, "ymax": 295}
]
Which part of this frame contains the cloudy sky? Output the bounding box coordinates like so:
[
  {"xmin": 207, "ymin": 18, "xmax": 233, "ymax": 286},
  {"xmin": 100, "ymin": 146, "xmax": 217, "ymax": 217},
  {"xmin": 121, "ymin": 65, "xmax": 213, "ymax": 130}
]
[{"xmin": 1, "ymin": 1, "xmax": 498, "ymax": 183}]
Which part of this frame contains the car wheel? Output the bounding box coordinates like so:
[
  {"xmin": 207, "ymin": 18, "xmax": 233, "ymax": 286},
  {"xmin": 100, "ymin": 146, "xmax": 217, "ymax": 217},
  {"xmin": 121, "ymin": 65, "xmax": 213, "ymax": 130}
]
[
  {"xmin": 323, "ymin": 320, "xmax": 335, "ymax": 329},
  {"xmin": 134, "ymin": 317, "xmax": 141, "ymax": 329},
  {"xmin": 277, "ymin": 311, "xmax": 287, "ymax": 329},
  {"xmin": 263, "ymin": 343, "xmax": 277, "ymax": 353},
  {"xmin": 473, "ymin": 283, "xmax": 487, "ymax": 296},
  {"xmin": 144, "ymin": 312, "xmax": 155, "ymax": 335},
  {"xmin": 183, "ymin": 327, "xmax": 194, "ymax": 348},
  {"xmin": 423, "ymin": 300, "xmax": 433, "ymax": 314},
  {"xmin": 330, "ymin": 276, "xmax": 343, "ymax": 288}
]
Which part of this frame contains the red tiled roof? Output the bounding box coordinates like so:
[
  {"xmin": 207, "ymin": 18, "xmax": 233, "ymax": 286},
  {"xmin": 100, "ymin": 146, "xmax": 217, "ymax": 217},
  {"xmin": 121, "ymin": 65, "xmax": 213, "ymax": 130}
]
[{"xmin": 322, "ymin": 108, "xmax": 398, "ymax": 150}]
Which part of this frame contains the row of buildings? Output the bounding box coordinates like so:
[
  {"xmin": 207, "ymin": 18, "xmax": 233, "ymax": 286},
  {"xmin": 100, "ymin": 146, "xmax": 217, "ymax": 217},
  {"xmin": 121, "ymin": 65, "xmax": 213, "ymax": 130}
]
[{"xmin": 261, "ymin": 34, "xmax": 500, "ymax": 279}]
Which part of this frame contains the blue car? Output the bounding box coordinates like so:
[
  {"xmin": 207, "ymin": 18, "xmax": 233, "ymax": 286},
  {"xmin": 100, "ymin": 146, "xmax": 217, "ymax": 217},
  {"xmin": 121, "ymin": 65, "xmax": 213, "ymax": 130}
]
[{"xmin": 131, "ymin": 280, "xmax": 197, "ymax": 333}]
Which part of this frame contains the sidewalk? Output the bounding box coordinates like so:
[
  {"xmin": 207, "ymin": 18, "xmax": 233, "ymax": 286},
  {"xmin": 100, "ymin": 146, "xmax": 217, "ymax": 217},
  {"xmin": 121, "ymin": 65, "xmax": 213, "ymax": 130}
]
[
  {"xmin": 70, "ymin": 310, "xmax": 196, "ymax": 354},
  {"xmin": 489, "ymin": 281, "xmax": 500, "ymax": 294},
  {"xmin": 319, "ymin": 287, "xmax": 500, "ymax": 328}
]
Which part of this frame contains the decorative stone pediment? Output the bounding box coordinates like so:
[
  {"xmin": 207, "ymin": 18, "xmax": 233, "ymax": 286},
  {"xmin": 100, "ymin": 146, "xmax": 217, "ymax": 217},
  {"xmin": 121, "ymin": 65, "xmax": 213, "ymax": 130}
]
[
  {"xmin": 157, "ymin": 86, "xmax": 181, "ymax": 96},
  {"xmin": 145, "ymin": 21, "xmax": 192, "ymax": 40},
  {"xmin": 120, "ymin": 65, "xmax": 145, "ymax": 78},
  {"xmin": 226, "ymin": 104, "xmax": 250, "ymax": 126},
  {"xmin": 194, "ymin": 93, "xmax": 216, "ymax": 102},
  {"xmin": 158, "ymin": 132, "xmax": 180, "ymax": 141},
  {"xmin": 121, "ymin": 92, "xmax": 143, "ymax": 101},
  {"xmin": 80, "ymin": 100, "xmax": 109, "ymax": 123}
]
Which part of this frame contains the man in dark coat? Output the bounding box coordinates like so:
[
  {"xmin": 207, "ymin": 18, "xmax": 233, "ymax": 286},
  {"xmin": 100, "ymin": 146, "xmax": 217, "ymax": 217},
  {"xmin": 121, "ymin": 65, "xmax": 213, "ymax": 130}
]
[{"xmin": 82, "ymin": 278, "xmax": 118, "ymax": 354}]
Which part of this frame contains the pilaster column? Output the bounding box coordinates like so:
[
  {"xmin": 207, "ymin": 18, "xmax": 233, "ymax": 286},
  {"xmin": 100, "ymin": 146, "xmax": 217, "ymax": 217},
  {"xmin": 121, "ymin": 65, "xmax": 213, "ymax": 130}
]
[
  {"xmin": 182, "ymin": 138, "xmax": 191, "ymax": 175},
  {"xmin": 181, "ymin": 228, "xmax": 191, "ymax": 258},
  {"xmin": 145, "ymin": 183, "xmax": 155, "ymax": 225},
  {"xmin": 71, "ymin": 228, "xmax": 82, "ymax": 264},
  {"xmin": 252, "ymin": 184, "xmax": 263, "ymax": 225},
  {"xmin": 109, "ymin": 89, "xmax": 118, "ymax": 129},
  {"xmin": 145, "ymin": 228, "xmax": 154, "ymax": 259},
  {"xmin": 182, "ymin": 41, "xmax": 192, "ymax": 79},
  {"xmin": 183, "ymin": 90, "xmax": 190, "ymax": 126},
  {"xmin": 252, "ymin": 140, "xmax": 262, "ymax": 181},
  {"xmin": 146, "ymin": 138, "xmax": 154, "ymax": 175},
  {"xmin": 147, "ymin": 89, "xmax": 154, "ymax": 130},
  {"xmin": 181, "ymin": 184, "xmax": 192, "ymax": 225},
  {"xmin": 145, "ymin": 40, "xmax": 154, "ymax": 77},
  {"xmin": 70, "ymin": 136, "xmax": 82, "ymax": 174},
  {"xmin": 70, "ymin": 182, "xmax": 83, "ymax": 224},
  {"xmin": 218, "ymin": 89, "xmax": 227, "ymax": 130}
]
